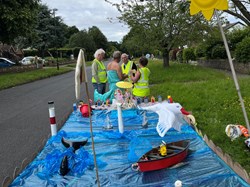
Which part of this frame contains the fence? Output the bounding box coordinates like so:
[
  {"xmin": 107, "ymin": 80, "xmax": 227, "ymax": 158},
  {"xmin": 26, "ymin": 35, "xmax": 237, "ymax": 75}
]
[{"xmin": 197, "ymin": 59, "xmax": 250, "ymax": 74}]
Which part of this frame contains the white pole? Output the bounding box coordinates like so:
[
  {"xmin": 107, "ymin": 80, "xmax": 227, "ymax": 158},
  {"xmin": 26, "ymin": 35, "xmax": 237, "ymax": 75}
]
[
  {"xmin": 117, "ymin": 103, "xmax": 124, "ymax": 133},
  {"xmin": 48, "ymin": 101, "xmax": 57, "ymax": 136},
  {"xmin": 215, "ymin": 11, "xmax": 250, "ymax": 133}
]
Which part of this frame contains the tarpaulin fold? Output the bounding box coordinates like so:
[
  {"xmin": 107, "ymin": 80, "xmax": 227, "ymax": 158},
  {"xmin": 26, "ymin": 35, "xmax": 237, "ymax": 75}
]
[{"xmin": 10, "ymin": 109, "xmax": 250, "ymax": 187}]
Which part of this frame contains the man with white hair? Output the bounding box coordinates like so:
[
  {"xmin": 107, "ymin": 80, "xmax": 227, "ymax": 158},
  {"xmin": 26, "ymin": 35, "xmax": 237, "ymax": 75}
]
[
  {"xmin": 91, "ymin": 48, "xmax": 107, "ymax": 94},
  {"xmin": 121, "ymin": 53, "xmax": 137, "ymax": 82},
  {"xmin": 94, "ymin": 51, "xmax": 128, "ymax": 103}
]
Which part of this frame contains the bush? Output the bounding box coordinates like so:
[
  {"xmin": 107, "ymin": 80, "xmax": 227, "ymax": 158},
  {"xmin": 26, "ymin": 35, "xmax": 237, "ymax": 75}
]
[
  {"xmin": 228, "ymin": 27, "xmax": 250, "ymax": 51},
  {"xmin": 176, "ymin": 50, "xmax": 183, "ymax": 63},
  {"xmin": 72, "ymin": 47, "xmax": 81, "ymax": 59},
  {"xmin": 183, "ymin": 48, "xmax": 196, "ymax": 63},
  {"xmin": 57, "ymin": 48, "xmax": 74, "ymax": 58},
  {"xmin": 23, "ymin": 49, "xmax": 38, "ymax": 57},
  {"xmin": 235, "ymin": 37, "xmax": 250, "ymax": 63},
  {"xmin": 195, "ymin": 46, "xmax": 206, "ymax": 58},
  {"xmin": 211, "ymin": 44, "xmax": 227, "ymax": 59},
  {"xmin": 202, "ymin": 32, "xmax": 224, "ymax": 59}
]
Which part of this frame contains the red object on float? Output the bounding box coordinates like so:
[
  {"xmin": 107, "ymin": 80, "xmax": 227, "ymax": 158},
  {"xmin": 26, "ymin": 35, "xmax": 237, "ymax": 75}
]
[
  {"xmin": 80, "ymin": 104, "xmax": 92, "ymax": 117},
  {"xmin": 238, "ymin": 125, "xmax": 249, "ymax": 137},
  {"xmin": 168, "ymin": 96, "xmax": 173, "ymax": 103},
  {"xmin": 136, "ymin": 140, "xmax": 190, "ymax": 172},
  {"xmin": 180, "ymin": 107, "xmax": 190, "ymax": 115}
]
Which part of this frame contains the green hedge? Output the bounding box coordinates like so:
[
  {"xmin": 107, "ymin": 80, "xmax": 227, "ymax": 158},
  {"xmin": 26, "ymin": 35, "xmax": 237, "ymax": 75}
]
[
  {"xmin": 211, "ymin": 44, "xmax": 227, "ymax": 59},
  {"xmin": 228, "ymin": 27, "xmax": 250, "ymax": 51},
  {"xmin": 195, "ymin": 45, "xmax": 206, "ymax": 58},
  {"xmin": 183, "ymin": 48, "xmax": 196, "ymax": 63},
  {"xmin": 235, "ymin": 37, "xmax": 250, "ymax": 63},
  {"xmin": 23, "ymin": 49, "xmax": 38, "ymax": 57},
  {"xmin": 22, "ymin": 47, "xmax": 98, "ymax": 62},
  {"xmin": 176, "ymin": 50, "xmax": 183, "ymax": 63}
]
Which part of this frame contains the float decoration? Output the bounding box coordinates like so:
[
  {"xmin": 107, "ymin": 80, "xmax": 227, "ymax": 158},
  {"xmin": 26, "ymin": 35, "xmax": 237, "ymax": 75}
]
[
  {"xmin": 190, "ymin": 0, "xmax": 228, "ymax": 21},
  {"xmin": 225, "ymin": 124, "xmax": 249, "ymax": 141},
  {"xmin": 113, "ymin": 82, "xmax": 136, "ymax": 109},
  {"xmin": 116, "ymin": 81, "xmax": 133, "ymax": 89}
]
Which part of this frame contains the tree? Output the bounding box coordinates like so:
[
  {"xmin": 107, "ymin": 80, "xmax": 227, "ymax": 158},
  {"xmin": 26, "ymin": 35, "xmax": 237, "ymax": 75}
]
[
  {"xmin": 121, "ymin": 26, "xmax": 153, "ymax": 57},
  {"xmin": 88, "ymin": 26, "xmax": 108, "ymax": 50},
  {"xmin": 106, "ymin": 41, "xmax": 121, "ymax": 57},
  {"xmin": 14, "ymin": 4, "xmax": 68, "ymax": 55},
  {"xmin": 106, "ymin": 0, "xmax": 205, "ymax": 67},
  {"xmin": 0, "ymin": 0, "xmax": 39, "ymax": 44},
  {"xmin": 29, "ymin": 4, "xmax": 69, "ymax": 58},
  {"xmin": 68, "ymin": 30, "xmax": 96, "ymax": 59},
  {"xmin": 225, "ymin": 0, "xmax": 250, "ymax": 26},
  {"xmin": 64, "ymin": 26, "xmax": 79, "ymax": 44}
]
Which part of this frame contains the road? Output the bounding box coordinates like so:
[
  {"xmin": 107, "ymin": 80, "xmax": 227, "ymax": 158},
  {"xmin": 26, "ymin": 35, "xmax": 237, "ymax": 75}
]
[{"xmin": 0, "ymin": 66, "xmax": 94, "ymax": 185}]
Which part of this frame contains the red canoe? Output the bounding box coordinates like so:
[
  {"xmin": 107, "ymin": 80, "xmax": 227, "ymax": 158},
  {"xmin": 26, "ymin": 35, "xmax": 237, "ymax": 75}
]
[{"xmin": 134, "ymin": 140, "xmax": 190, "ymax": 172}]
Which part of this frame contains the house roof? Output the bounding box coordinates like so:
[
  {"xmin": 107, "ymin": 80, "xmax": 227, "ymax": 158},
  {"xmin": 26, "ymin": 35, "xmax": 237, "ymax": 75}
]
[
  {"xmin": 0, "ymin": 44, "xmax": 15, "ymax": 52},
  {"xmin": 0, "ymin": 43, "xmax": 23, "ymax": 55},
  {"xmin": 223, "ymin": 21, "xmax": 246, "ymax": 31}
]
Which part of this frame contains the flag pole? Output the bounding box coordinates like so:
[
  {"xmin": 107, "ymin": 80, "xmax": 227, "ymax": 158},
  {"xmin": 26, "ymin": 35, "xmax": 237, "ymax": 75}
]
[
  {"xmin": 75, "ymin": 49, "xmax": 100, "ymax": 186},
  {"xmin": 215, "ymin": 11, "xmax": 250, "ymax": 132},
  {"xmin": 85, "ymin": 82, "xmax": 101, "ymax": 187}
]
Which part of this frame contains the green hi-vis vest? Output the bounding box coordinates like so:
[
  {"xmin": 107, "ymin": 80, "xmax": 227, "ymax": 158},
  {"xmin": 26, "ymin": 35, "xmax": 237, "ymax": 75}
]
[
  {"xmin": 133, "ymin": 67, "xmax": 150, "ymax": 97},
  {"xmin": 121, "ymin": 61, "xmax": 133, "ymax": 75},
  {"xmin": 91, "ymin": 59, "xmax": 107, "ymax": 83}
]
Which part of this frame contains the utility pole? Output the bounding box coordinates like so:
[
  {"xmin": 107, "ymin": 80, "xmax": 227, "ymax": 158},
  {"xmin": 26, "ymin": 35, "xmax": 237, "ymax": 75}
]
[{"xmin": 52, "ymin": 8, "xmax": 59, "ymax": 70}]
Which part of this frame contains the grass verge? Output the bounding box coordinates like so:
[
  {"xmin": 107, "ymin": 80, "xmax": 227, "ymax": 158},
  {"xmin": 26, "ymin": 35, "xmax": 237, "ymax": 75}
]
[
  {"xmin": 66, "ymin": 61, "xmax": 92, "ymax": 67},
  {"xmin": 148, "ymin": 60, "xmax": 250, "ymax": 173},
  {"xmin": 0, "ymin": 67, "xmax": 73, "ymax": 90}
]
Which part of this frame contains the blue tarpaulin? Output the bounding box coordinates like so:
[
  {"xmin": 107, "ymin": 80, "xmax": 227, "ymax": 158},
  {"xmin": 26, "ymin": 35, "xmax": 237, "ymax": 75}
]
[{"xmin": 10, "ymin": 109, "xmax": 250, "ymax": 186}]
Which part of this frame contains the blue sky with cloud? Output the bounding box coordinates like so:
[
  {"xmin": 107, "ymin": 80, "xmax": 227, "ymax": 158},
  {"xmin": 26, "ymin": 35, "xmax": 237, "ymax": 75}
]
[
  {"xmin": 41, "ymin": 1, "xmax": 241, "ymax": 43},
  {"xmin": 41, "ymin": 0, "xmax": 129, "ymax": 42}
]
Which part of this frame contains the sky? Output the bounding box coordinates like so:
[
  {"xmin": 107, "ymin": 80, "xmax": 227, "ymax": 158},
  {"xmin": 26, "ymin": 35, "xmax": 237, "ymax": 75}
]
[
  {"xmin": 40, "ymin": 0, "xmax": 240, "ymax": 43},
  {"xmin": 41, "ymin": 0, "xmax": 129, "ymax": 42}
]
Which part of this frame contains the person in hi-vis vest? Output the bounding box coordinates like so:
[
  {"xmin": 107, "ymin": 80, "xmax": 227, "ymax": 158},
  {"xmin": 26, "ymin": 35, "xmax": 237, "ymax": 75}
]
[
  {"xmin": 91, "ymin": 48, "xmax": 107, "ymax": 94},
  {"xmin": 130, "ymin": 57, "xmax": 150, "ymax": 98},
  {"xmin": 94, "ymin": 51, "xmax": 128, "ymax": 103},
  {"xmin": 121, "ymin": 53, "xmax": 137, "ymax": 82}
]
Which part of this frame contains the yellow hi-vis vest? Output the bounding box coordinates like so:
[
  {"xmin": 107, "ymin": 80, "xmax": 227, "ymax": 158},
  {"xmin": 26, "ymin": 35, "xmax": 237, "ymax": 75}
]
[
  {"xmin": 133, "ymin": 67, "xmax": 150, "ymax": 97},
  {"xmin": 91, "ymin": 59, "xmax": 107, "ymax": 83},
  {"xmin": 121, "ymin": 61, "xmax": 133, "ymax": 75},
  {"xmin": 122, "ymin": 61, "xmax": 134, "ymax": 82}
]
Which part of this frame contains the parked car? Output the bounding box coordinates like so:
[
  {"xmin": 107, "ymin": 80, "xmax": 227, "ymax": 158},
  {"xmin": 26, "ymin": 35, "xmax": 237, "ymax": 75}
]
[
  {"xmin": 0, "ymin": 57, "xmax": 16, "ymax": 68},
  {"xmin": 20, "ymin": 56, "xmax": 35, "ymax": 65},
  {"xmin": 20, "ymin": 56, "xmax": 46, "ymax": 65}
]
